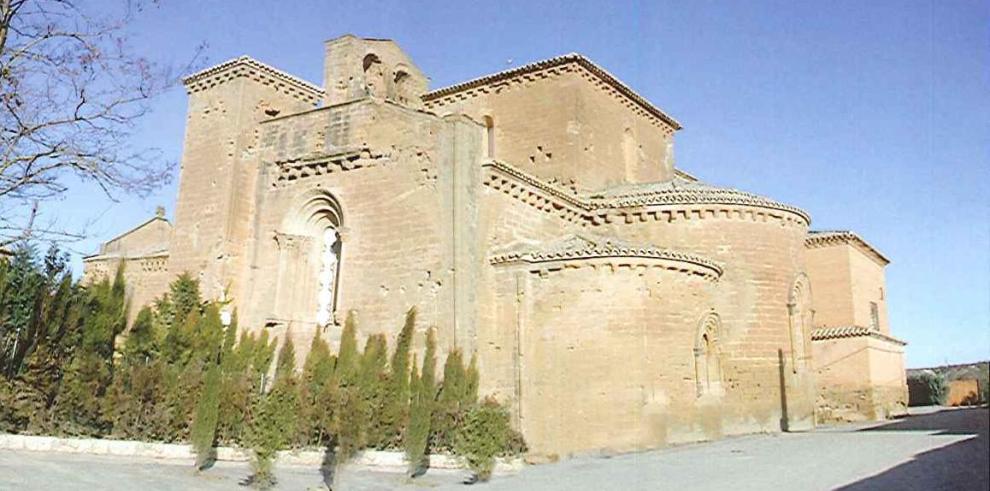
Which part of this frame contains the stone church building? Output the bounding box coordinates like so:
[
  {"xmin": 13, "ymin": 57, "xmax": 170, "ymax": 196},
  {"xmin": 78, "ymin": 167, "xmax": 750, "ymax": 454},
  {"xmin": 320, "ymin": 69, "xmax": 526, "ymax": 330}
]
[{"xmin": 84, "ymin": 35, "xmax": 907, "ymax": 458}]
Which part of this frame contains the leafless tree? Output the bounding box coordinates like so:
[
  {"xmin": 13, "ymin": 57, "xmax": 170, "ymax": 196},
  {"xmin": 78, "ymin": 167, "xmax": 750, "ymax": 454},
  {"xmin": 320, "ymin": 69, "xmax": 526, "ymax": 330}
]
[{"xmin": 0, "ymin": 0, "xmax": 202, "ymax": 245}]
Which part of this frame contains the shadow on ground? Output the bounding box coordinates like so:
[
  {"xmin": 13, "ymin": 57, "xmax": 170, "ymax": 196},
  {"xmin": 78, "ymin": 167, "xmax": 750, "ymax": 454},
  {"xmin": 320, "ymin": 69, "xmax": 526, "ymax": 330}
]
[{"xmin": 837, "ymin": 407, "xmax": 989, "ymax": 490}]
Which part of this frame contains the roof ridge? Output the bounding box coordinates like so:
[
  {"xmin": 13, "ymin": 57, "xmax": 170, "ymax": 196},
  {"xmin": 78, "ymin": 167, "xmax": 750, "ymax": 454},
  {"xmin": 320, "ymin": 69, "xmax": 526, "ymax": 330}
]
[
  {"xmin": 805, "ymin": 230, "xmax": 889, "ymax": 265},
  {"xmin": 183, "ymin": 55, "xmax": 325, "ymax": 96},
  {"xmin": 422, "ymin": 53, "xmax": 682, "ymax": 130},
  {"xmin": 483, "ymin": 159, "xmax": 810, "ymax": 223}
]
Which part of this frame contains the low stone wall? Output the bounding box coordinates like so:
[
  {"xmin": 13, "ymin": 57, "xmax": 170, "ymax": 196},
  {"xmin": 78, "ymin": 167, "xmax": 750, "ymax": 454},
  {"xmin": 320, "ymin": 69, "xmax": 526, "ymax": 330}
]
[
  {"xmin": 0, "ymin": 434, "xmax": 524, "ymax": 474},
  {"xmin": 816, "ymin": 385, "xmax": 907, "ymax": 424}
]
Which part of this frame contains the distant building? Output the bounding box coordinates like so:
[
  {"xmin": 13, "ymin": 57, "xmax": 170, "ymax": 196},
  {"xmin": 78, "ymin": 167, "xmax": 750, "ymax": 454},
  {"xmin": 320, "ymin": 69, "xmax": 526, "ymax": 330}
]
[
  {"xmin": 805, "ymin": 231, "xmax": 907, "ymax": 421},
  {"xmin": 83, "ymin": 35, "xmax": 906, "ymax": 458}
]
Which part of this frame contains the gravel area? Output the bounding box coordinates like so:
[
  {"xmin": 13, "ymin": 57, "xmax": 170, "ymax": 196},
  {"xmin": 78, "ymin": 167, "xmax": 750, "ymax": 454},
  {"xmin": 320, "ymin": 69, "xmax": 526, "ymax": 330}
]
[{"xmin": 1, "ymin": 407, "xmax": 986, "ymax": 490}]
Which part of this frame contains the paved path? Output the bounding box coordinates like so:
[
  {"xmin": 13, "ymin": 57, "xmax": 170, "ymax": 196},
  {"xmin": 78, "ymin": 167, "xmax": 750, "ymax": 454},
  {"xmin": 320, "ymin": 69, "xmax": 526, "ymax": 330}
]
[{"xmin": 0, "ymin": 407, "xmax": 986, "ymax": 490}]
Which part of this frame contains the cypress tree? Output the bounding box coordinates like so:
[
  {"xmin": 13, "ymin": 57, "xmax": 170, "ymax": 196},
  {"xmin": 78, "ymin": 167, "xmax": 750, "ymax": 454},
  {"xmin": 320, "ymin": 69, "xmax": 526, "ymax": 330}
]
[
  {"xmin": 253, "ymin": 331, "xmax": 276, "ymax": 379},
  {"xmin": 275, "ymin": 333, "xmax": 296, "ymax": 383},
  {"xmin": 217, "ymin": 331, "xmax": 262, "ymax": 445},
  {"xmin": 405, "ymin": 327, "xmax": 437, "ymax": 476},
  {"xmin": 439, "ymin": 349, "xmax": 467, "ymax": 406},
  {"xmin": 191, "ymin": 361, "xmax": 221, "ymax": 470},
  {"xmin": 382, "ymin": 308, "xmax": 416, "ymax": 446},
  {"xmin": 433, "ymin": 348, "xmax": 469, "ymax": 451},
  {"xmin": 245, "ymin": 369, "xmax": 299, "ymax": 489},
  {"xmin": 336, "ymin": 311, "xmax": 359, "ymax": 383},
  {"xmin": 299, "ymin": 329, "xmax": 334, "ymax": 447},
  {"xmin": 191, "ymin": 304, "xmax": 224, "ymax": 365},
  {"xmin": 221, "ymin": 310, "xmax": 238, "ymax": 359},
  {"xmin": 465, "ymin": 354, "xmax": 480, "ymax": 405},
  {"xmin": 360, "ymin": 334, "xmax": 389, "ymax": 447}
]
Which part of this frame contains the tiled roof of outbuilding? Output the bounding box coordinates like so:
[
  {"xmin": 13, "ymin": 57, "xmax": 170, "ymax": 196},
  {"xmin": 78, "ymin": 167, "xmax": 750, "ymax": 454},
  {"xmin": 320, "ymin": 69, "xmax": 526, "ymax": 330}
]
[{"xmin": 811, "ymin": 326, "xmax": 906, "ymax": 345}]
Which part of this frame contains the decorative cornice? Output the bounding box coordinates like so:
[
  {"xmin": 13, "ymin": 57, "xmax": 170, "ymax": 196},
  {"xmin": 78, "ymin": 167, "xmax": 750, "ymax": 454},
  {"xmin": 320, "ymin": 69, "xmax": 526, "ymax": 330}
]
[
  {"xmin": 273, "ymin": 147, "xmax": 391, "ymax": 186},
  {"xmin": 490, "ymin": 234, "xmax": 722, "ymax": 280},
  {"xmin": 811, "ymin": 326, "xmax": 906, "ymax": 346},
  {"xmin": 82, "ymin": 249, "xmax": 169, "ymax": 263},
  {"xmin": 806, "ymin": 230, "xmax": 890, "ymax": 266},
  {"xmin": 183, "ymin": 56, "xmax": 325, "ymax": 104},
  {"xmin": 422, "ymin": 53, "xmax": 682, "ymax": 131},
  {"xmin": 482, "ymin": 160, "xmax": 810, "ymax": 226},
  {"xmin": 585, "ymin": 181, "xmax": 811, "ymax": 223}
]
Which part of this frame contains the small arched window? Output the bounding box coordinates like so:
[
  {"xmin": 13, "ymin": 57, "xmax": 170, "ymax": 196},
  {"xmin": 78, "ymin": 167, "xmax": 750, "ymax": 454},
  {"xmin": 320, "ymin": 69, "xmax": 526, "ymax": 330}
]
[
  {"xmin": 393, "ymin": 70, "xmax": 410, "ymax": 103},
  {"xmin": 788, "ymin": 274, "xmax": 813, "ymax": 373},
  {"xmin": 695, "ymin": 312, "xmax": 723, "ymax": 397},
  {"xmin": 483, "ymin": 115, "xmax": 495, "ymax": 158},
  {"xmin": 362, "ymin": 53, "xmax": 384, "ymax": 98}
]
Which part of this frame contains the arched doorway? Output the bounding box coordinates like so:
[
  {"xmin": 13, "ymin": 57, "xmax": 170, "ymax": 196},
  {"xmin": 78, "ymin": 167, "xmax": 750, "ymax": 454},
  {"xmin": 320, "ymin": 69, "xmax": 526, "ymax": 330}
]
[{"xmin": 273, "ymin": 191, "xmax": 344, "ymax": 327}]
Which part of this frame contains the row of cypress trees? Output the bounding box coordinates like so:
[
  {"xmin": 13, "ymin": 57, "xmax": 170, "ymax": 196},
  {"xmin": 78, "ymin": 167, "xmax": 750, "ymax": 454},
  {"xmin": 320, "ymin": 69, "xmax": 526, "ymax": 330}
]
[
  {"xmin": 228, "ymin": 308, "xmax": 524, "ymax": 487},
  {"xmin": 0, "ymin": 245, "xmax": 523, "ymax": 487}
]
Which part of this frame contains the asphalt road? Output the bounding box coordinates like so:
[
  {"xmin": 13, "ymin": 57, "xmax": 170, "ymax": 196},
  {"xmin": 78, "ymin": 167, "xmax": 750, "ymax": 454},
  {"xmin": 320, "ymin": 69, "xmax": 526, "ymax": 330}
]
[{"xmin": 0, "ymin": 407, "xmax": 986, "ymax": 490}]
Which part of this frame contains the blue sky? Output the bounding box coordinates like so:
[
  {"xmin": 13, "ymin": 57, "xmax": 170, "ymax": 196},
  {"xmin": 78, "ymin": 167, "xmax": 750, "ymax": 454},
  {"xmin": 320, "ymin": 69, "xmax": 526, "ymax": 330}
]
[{"xmin": 59, "ymin": 0, "xmax": 988, "ymax": 367}]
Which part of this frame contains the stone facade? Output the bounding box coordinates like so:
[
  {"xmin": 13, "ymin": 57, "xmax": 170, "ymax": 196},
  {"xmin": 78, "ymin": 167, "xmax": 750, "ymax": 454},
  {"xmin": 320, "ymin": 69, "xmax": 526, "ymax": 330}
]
[
  {"xmin": 82, "ymin": 208, "xmax": 172, "ymax": 324},
  {"xmin": 805, "ymin": 231, "xmax": 908, "ymax": 422},
  {"xmin": 84, "ymin": 34, "xmax": 906, "ymax": 457}
]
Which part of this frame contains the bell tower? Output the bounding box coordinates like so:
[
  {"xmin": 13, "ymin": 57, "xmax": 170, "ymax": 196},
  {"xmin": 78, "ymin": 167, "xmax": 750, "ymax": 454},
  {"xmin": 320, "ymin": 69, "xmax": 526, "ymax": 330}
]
[{"xmin": 322, "ymin": 35, "xmax": 429, "ymax": 108}]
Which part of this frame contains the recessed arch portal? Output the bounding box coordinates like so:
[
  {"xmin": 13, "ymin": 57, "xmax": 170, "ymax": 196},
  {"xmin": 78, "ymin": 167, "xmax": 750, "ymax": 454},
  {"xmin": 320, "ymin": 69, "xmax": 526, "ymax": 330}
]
[{"xmin": 273, "ymin": 191, "xmax": 345, "ymax": 327}]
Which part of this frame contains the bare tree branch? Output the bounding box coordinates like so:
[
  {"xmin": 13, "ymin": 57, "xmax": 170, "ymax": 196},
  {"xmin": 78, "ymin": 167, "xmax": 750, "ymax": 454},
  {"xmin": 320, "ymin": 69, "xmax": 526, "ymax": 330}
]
[{"xmin": 0, "ymin": 0, "xmax": 205, "ymax": 245}]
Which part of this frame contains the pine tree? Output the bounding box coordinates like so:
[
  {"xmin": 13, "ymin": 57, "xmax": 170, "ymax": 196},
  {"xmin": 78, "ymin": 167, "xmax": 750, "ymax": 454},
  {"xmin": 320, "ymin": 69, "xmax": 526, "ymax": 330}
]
[
  {"xmin": 52, "ymin": 267, "xmax": 126, "ymax": 436},
  {"xmin": 0, "ymin": 245, "xmax": 45, "ymax": 377},
  {"xmin": 169, "ymin": 273, "xmax": 202, "ymax": 327},
  {"xmin": 123, "ymin": 307, "xmax": 158, "ymax": 365},
  {"xmin": 160, "ymin": 274, "xmax": 203, "ymax": 365}
]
